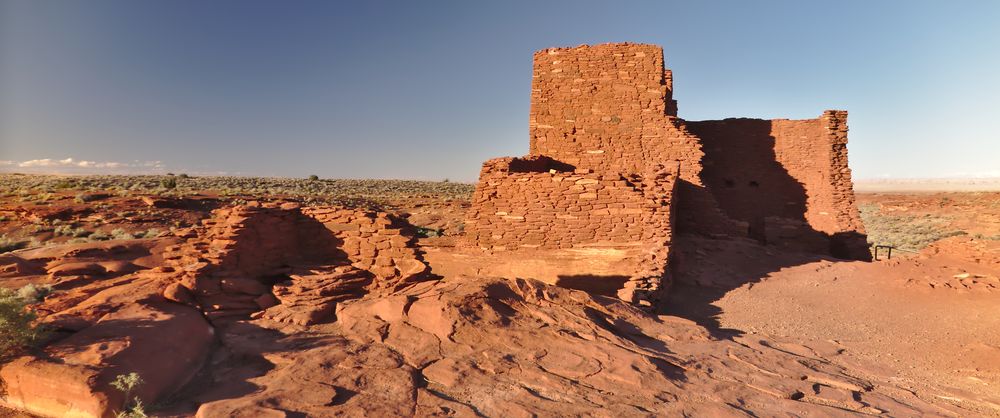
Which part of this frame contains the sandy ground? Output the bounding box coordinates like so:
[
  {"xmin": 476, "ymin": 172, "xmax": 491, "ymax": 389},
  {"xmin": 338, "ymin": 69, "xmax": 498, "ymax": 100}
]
[{"xmin": 667, "ymin": 235, "xmax": 1000, "ymax": 415}]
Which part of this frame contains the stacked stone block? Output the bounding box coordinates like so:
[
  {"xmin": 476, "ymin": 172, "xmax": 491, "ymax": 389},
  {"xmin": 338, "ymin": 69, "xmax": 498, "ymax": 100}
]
[
  {"xmin": 467, "ymin": 42, "xmax": 872, "ymax": 306},
  {"xmin": 159, "ymin": 202, "xmax": 428, "ymax": 323},
  {"xmin": 466, "ymin": 157, "xmax": 673, "ymax": 251}
]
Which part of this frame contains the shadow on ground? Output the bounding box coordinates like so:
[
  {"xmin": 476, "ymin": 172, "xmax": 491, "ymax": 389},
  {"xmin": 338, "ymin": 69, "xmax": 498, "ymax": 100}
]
[{"xmin": 662, "ymin": 233, "xmax": 839, "ymax": 340}]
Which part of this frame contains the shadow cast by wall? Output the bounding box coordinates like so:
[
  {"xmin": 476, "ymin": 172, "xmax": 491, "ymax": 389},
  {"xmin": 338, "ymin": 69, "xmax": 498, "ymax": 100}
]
[
  {"xmin": 663, "ymin": 119, "xmax": 870, "ymax": 339},
  {"xmin": 663, "ymin": 233, "xmax": 833, "ymax": 340},
  {"xmin": 556, "ymin": 274, "xmax": 630, "ymax": 297}
]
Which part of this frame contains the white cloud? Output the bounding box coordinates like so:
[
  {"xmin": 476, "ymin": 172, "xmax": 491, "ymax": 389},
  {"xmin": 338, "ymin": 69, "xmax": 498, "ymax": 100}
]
[{"xmin": 0, "ymin": 157, "xmax": 168, "ymax": 174}]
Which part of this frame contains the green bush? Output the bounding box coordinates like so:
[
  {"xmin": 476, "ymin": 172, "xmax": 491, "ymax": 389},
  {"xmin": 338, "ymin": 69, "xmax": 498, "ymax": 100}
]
[
  {"xmin": 112, "ymin": 372, "xmax": 148, "ymax": 418},
  {"xmin": 160, "ymin": 177, "xmax": 177, "ymax": 190},
  {"xmin": 0, "ymin": 287, "xmax": 47, "ymax": 359},
  {"xmin": 414, "ymin": 226, "xmax": 442, "ymax": 238},
  {"xmin": 308, "ymin": 174, "xmax": 320, "ymax": 181}
]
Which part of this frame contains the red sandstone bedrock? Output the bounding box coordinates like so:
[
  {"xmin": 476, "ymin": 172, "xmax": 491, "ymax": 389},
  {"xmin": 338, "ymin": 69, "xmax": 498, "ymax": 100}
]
[{"xmin": 0, "ymin": 203, "xmax": 430, "ymax": 417}]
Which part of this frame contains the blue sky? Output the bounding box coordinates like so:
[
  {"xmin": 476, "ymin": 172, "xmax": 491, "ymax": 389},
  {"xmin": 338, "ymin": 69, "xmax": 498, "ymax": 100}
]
[{"xmin": 1, "ymin": 1, "xmax": 998, "ymax": 181}]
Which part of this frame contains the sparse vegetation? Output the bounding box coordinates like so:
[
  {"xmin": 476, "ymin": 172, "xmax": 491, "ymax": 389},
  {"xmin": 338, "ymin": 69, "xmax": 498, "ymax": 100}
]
[
  {"xmin": 859, "ymin": 203, "xmax": 968, "ymax": 251},
  {"xmin": 74, "ymin": 192, "xmax": 107, "ymax": 204},
  {"xmin": 308, "ymin": 174, "xmax": 320, "ymax": 181},
  {"xmin": 0, "ymin": 285, "xmax": 48, "ymax": 359},
  {"xmin": 414, "ymin": 226, "xmax": 443, "ymax": 238},
  {"xmin": 0, "ymin": 173, "xmax": 474, "ymax": 209},
  {"xmin": 0, "ymin": 235, "xmax": 29, "ymax": 254},
  {"xmin": 111, "ymin": 372, "xmax": 148, "ymax": 418},
  {"xmin": 160, "ymin": 177, "xmax": 177, "ymax": 190},
  {"xmin": 15, "ymin": 284, "xmax": 52, "ymax": 304},
  {"xmin": 110, "ymin": 228, "xmax": 135, "ymax": 240},
  {"xmin": 54, "ymin": 224, "xmax": 91, "ymax": 238},
  {"xmin": 88, "ymin": 231, "xmax": 110, "ymax": 241},
  {"xmin": 972, "ymin": 233, "xmax": 1000, "ymax": 241}
]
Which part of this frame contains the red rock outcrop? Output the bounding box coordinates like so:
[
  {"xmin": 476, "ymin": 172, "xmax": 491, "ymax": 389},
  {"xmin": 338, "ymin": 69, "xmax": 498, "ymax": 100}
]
[
  {"xmin": 186, "ymin": 275, "xmax": 960, "ymax": 417},
  {"xmin": 0, "ymin": 202, "xmax": 430, "ymax": 417}
]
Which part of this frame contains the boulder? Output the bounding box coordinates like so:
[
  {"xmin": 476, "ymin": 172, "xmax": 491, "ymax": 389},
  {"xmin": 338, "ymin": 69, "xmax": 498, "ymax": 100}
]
[{"xmin": 0, "ymin": 302, "xmax": 214, "ymax": 418}]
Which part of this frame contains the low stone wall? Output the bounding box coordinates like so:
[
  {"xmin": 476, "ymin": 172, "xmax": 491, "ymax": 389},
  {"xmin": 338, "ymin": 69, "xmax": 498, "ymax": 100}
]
[
  {"xmin": 302, "ymin": 206, "xmax": 427, "ymax": 289},
  {"xmin": 159, "ymin": 202, "xmax": 428, "ymax": 323},
  {"xmin": 464, "ymin": 156, "xmax": 676, "ymax": 304},
  {"xmin": 466, "ymin": 158, "xmax": 669, "ymax": 250}
]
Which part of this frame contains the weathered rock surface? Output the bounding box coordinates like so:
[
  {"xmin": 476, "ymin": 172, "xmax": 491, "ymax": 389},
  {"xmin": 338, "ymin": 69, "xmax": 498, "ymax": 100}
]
[
  {"xmin": 0, "ymin": 199, "xmax": 991, "ymax": 417},
  {"xmin": 181, "ymin": 275, "xmax": 963, "ymax": 417},
  {"xmin": 0, "ymin": 203, "xmax": 430, "ymax": 417},
  {"xmin": 1, "ymin": 302, "xmax": 212, "ymax": 418},
  {"xmin": 261, "ymin": 264, "xmax": 372, "ymax": 325}
]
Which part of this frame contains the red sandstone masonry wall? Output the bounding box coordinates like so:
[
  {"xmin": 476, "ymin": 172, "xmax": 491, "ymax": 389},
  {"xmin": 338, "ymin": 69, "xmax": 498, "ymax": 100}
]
[
  {"xmin": 465, "ymin": 156, "xmax": 673, "ymax": 251},
  {"xmin": 685, "ymin": 112, "xmax": 869, "ymax": 258},
  {"xmin": 302, "ymin": 206, "xmax": 427, "ymax": 287},
  {"xmin": 528, "ymin": 44, "xmax": 703, "ymax": 183},
  {"xmin": 526, "ymin": 43, "xmax": 744, "ymax": 238},
  {"xmin": 464, "ymin": 155, "xmax": 677, "ymax": 303},
  {"xmin": 161, "ymin": 203, "xmax": 427, "ymax": 322},
  {"xmin": 468, "ymin": 42, "xmax": 872, "ymax": 308}
]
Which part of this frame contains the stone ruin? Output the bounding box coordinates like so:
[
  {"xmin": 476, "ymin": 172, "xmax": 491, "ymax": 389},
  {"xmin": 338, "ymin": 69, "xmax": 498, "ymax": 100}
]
[
  {"xmin": 465, "ymin": 42, "xmax": 870, "ymax": 305},
  {"xmin": 0, "ymin": 42, "xmax": 872, "ymax": 417},
  {"xmin": 0, "ymin": 202, "xmax": 430, "ymax": 417}
]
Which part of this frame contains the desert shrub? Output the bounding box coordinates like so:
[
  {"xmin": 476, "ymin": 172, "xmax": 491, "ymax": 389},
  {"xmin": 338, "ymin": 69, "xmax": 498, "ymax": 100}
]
[
  {"xmin": 178, "ymin": 173, "xmax": 190, "ymax": 179},
  {"xmin": 139, "ymin": 229, "xmax": 160, "ymax": 239},
  {"xmin": 859, "ymin": 203, "xmax": 968, "ymax": 251},
  {"xmin": 112, "ymin": 372, "xmax": 148, "ymax": 418},
  {"xmin": 0, "ymin": 287, "xmax": 46, "ymax": 359},
  {"xmin": 972, "ymin": 233, "xmax": 1000, "ymax": 241},
  {"xmin": 308, "ymin": 174, "xmax": 320, "ymax": 181},
  {"xmin": 74, "ymin": 193, "xmax": 106, "ymax": 204},
  {"xmin": 0, "ymin": 236, "xmax": 28, "ymax": 254},
  {"xmin": 110, "ymin": 228, "xmax": 135, "ymax": 240},
  {"xmin": 414, "ymin": 226, "xmax": 442, "ymax": 238},
  {"xmin": 54, "ymin": 225, "xmax": 91, "ymax": 238},
  {"xmin": 89, "ymin": 231, "xmax": 110, "ymax": 241},
  {"xmin": 53, "ymin": 179, "xmax": 76, "ymax": 189},
  {"xmin": 15, "ymin": 284, "xmax": 52, "ymax": 304},
  {"xmin": 160, "ymin": 177, "xmax": 177, "ymax": 190}
]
